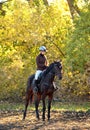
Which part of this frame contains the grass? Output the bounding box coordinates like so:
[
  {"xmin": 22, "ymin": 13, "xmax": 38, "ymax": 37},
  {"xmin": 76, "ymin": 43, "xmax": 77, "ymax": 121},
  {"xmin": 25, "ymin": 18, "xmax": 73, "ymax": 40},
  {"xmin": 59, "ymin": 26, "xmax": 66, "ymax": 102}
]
[
  {"xmin": 52, "ymin": 101, "xmax": 90, "ymax": 111},
  {"xmin": 0, "ymin": 102, "xmax": 34, "ymax": 111},
  {"xmin": 0, "ymin": 101, "xmax": 90, "ymax": 112}
]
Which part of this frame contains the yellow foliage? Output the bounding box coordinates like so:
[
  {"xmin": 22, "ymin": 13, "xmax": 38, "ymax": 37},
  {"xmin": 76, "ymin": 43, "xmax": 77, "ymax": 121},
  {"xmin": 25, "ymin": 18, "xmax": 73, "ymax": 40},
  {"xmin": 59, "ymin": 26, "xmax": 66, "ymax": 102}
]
[{"xmin": 0, "ymin": 0, "xmax": 89, "ymax": 101}]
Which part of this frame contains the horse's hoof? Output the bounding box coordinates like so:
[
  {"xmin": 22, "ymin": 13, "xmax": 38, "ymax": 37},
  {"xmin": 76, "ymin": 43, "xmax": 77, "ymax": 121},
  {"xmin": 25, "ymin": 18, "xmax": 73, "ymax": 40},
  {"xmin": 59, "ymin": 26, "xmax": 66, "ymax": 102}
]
[
  {"xmin": 36, "ymin": 116, "xmax": 40, "ymax": 120},
  {"xmin": 42, "ymin": 118, "xmax": 45, "ymax": 121},
  {"xmin": 22, "ymin": 118, "xmax": 25, "ymax": 121},
  {"xmin": 48, "ymin": 119, "xmax": 50, "ymax": 122},
  {"xmin": 36, "ymin": 118, "xmax": 40, "ymax": 121},
  {"xmin": 38, "ymin": 118, "xmax": 40, "ymax": 120}
]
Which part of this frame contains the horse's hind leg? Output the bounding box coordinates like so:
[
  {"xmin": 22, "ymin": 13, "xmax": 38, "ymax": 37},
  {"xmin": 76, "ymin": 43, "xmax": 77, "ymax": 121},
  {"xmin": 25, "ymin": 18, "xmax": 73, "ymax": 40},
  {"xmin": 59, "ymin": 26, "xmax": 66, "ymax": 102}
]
[
  {"xmin": 34, "ymin": 94, "xmax": 41, "ymax": 120},
  {"xmin": 23, "ymin": 93, "xmax": 30, "ymax": 120}
]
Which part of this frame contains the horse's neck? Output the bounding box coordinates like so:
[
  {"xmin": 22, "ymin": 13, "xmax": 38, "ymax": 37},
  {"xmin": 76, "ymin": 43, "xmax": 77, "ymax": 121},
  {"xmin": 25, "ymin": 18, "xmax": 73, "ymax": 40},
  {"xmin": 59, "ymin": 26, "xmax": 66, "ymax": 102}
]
[{"xmin": 45, "ymin": 70, "xmax": 55, "ymax": 83}]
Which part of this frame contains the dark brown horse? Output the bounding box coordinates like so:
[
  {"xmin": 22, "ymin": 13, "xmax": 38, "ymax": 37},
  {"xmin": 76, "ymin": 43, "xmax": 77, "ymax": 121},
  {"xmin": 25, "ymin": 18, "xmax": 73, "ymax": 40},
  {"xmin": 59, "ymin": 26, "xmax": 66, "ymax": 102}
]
[{"xmin": 23, "ymin": 61, "xmax": 62, "ymax": 121}]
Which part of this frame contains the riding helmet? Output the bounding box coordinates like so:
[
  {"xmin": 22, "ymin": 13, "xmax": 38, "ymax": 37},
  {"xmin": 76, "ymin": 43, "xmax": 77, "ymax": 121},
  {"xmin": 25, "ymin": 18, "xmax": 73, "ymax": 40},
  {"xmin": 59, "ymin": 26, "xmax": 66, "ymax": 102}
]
[{"xmin": 39, "ymin": 46, "xmax": 46, "ymax": 51}]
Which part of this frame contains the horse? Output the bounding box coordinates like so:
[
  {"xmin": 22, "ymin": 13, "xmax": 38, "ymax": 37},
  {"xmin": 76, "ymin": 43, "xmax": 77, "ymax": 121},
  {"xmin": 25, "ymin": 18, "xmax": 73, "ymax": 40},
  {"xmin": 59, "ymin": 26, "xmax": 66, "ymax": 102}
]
[{"xmin": 23, "ymin": 61, "xmax": 62, "ymax": 121}]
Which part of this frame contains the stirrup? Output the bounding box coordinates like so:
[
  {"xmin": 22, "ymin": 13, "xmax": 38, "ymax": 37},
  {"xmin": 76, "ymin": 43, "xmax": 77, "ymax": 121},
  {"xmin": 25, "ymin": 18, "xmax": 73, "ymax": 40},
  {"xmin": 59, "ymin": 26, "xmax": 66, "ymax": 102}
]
[{"xmin": 54, "ymin": 87, "xmax": 58, "ymax": 91}]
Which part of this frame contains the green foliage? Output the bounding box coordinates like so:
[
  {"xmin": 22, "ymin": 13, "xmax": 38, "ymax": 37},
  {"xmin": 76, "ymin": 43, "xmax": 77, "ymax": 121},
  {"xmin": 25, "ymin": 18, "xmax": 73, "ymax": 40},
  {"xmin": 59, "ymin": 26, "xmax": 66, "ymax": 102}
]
[
  {"xmin": 61, "ymin": 71, "xmax": 90, "ymax": 100},
  {"xmin": 65, "ymin": 3, "xmax": 90, "ymax": 73},
  {"xmin": 63, "ymin": 3, "xmax": 90, "ymax": 98}
]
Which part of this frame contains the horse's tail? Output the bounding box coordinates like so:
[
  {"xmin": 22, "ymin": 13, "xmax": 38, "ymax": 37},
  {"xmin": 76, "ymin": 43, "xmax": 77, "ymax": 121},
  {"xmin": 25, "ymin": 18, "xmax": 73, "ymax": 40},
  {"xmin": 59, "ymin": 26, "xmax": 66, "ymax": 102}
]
[
  {"xmin": 26, "ymin": 74, "xmax": 35, "ymax": 104},
  {"xmin": 26, "ymin": 75, "xmax": 33, "ymax": 91}
]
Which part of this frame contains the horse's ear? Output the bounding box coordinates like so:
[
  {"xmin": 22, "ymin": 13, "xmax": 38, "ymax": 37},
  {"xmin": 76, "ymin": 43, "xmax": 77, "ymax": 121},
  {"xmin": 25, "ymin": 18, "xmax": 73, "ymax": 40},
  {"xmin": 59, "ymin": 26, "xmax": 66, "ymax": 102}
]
[
  {"xmin": 57, "ymin": 59, "xmax": 62, "ymax": 62},
  {"xmin": 53, "ymin": 59, "xmax": 62, "ymax": 63},
  {"xmin": 57, "ymin": 60, "xmax": 62, "ymax": 65},
  {"xmin": 54, "ymin": 60, "xmax": 57, "ymax": 63}
]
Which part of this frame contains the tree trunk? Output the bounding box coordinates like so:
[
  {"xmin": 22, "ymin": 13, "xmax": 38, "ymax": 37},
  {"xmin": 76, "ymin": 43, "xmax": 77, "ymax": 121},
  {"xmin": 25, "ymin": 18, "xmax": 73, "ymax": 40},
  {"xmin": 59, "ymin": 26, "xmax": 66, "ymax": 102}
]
[
  {"xmin": 67, "ymin": 0, "xmax": 80, "ymax": 19},
  {"xmin": 67, "ymin": 0, "xmax": 74, "ymax": 19}
]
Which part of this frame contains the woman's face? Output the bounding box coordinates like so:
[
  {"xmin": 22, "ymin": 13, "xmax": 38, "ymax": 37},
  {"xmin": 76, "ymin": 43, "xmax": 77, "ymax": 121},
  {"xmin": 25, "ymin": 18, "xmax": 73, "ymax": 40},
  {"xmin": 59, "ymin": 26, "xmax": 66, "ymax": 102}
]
[{"xmin": 40, "ymin": 51, "xmax": 46, "ymax": 55}]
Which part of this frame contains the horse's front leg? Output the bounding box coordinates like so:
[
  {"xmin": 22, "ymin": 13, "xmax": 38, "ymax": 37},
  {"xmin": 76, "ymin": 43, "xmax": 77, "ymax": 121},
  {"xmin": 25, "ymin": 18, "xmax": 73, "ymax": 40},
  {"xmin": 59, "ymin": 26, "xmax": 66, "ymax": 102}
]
[
  {"xmin": 42, "ymin": 97, "xmax": 46, "ymax": 121},
  {"xmin": 48, "ymin": 94, "xmax": 53, "ymax": 121},
  {"xmin": 34, "ymin": 94, "xmax": 41, "ymax": 120}
]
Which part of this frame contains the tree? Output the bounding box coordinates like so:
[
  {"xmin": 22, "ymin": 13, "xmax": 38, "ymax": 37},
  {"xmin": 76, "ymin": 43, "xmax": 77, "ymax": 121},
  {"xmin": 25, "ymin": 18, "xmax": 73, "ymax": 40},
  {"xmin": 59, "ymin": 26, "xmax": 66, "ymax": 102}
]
[
  {"xmin": 66, "ymin": 0, "xmax": 80, "ymax": 19},
  {"xmin": 66, "ymin": 0, "xmax": 90, "ymax": 19},
  {"xmin": 0, "ymin": 0, "xmax": 72, "ymax": 100},
  {"xmin": 65, "ymin": 3, "xmax": 90, "ymax": 72},
  {"xmin": 0, "ymin": 0, "xmax": 89, "ymax": 100}
]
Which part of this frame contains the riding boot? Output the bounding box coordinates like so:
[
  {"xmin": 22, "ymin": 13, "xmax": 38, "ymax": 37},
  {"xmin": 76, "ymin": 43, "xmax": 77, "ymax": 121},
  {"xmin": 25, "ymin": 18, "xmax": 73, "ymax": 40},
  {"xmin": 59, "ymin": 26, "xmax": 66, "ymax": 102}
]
[
  {"xmin": 33, "ymin": 80, "xmax": 38, "ymax": 94},
  {"xmin": 53, "ymin": 82, "xmax": 58, "ymax": 91}
]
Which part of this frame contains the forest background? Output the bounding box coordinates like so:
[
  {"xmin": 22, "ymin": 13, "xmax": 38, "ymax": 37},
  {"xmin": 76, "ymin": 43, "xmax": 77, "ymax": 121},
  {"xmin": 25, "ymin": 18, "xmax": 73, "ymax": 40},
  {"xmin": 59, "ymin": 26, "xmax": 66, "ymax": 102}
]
[{"xmin": 0, "ymin": 0, "xmax": 90, "ymax": 102}]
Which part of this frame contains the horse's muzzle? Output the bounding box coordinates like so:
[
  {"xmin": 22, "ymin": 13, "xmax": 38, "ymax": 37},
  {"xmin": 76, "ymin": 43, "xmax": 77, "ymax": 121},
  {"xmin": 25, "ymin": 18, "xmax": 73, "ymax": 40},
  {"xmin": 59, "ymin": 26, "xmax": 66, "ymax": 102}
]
[
  {"xmin": 59, "ymin": 76, "xmax": 62, "ymax": 80},
  {"xmin": 57, "ymin": 74, "xmax": 62, "ymax": 80}
]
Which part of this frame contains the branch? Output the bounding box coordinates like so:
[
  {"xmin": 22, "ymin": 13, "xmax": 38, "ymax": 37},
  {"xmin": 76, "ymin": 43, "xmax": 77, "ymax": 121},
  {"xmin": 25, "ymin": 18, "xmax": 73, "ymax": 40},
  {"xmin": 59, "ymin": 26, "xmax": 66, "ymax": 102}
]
[
  {"xmin": 52, "ymin": 41, "xmax": 65, "ymax": 58},
  {"xmin": 66, "ymin": 0, "xmax": 81, "ymax": 19},
  {"xmin": 73, "ymin": 4, "xmax": 81, "ymax": 15},
  {"xmin": 45, "ymin": 35, "xmax": 65, "ymax": 58},
  {"xmin": 43, "ymin": 0, "xmax": 48, "ymax": 6}
]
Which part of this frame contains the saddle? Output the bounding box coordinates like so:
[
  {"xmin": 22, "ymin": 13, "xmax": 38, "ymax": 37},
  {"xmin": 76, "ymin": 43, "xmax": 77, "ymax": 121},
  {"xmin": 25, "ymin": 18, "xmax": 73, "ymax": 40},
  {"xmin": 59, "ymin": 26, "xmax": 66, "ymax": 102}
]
[
  {"xmin": 33, "ymin": 72, "xmax": 44, "ymax": 87},
  {"xmin": 38, "ymin": 72, "xmax": 43, "ymax": 82}
]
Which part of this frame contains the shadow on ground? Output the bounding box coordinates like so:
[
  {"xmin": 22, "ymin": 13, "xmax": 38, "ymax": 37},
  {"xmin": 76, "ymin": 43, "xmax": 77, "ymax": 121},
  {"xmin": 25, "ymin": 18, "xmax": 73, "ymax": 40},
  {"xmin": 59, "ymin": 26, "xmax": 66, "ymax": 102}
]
[{"xmin": 0, "ymin": 110, "xmax": 90, "ymax": 130}]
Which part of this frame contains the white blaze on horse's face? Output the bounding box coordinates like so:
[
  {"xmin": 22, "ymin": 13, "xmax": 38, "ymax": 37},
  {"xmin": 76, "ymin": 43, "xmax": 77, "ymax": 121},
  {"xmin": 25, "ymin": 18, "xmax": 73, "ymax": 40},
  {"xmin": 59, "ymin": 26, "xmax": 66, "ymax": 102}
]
[{"xmin": 54, "ymin": 61, "xmax": 62, "ymax": 80}]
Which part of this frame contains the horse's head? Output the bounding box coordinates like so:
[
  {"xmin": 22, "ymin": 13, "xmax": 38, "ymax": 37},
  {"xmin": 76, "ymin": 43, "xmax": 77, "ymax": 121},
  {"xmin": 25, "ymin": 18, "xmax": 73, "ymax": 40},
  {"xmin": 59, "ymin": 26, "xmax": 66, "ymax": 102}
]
[
  {"xmin": 53, "ymin": 61, "xmax": 62, "ymax": 80},
  {"xmin": 43, "ymin": 61, "xmax": 62, "ymax": 80}
]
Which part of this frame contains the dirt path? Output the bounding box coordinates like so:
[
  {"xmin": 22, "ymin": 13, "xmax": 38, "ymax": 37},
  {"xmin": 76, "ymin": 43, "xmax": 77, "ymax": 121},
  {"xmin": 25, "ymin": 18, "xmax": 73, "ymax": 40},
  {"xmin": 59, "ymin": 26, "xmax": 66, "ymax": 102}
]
[{"xmin": 0, "ymin": 110, "xmax": 90, "ymax": 130}]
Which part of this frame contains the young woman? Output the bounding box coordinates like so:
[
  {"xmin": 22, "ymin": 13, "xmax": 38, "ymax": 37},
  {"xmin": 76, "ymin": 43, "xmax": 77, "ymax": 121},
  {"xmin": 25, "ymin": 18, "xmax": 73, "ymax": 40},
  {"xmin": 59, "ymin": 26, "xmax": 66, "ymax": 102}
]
[{"xmin": 34, "ymin": 46, "xmax": 48, "ymax": 93}]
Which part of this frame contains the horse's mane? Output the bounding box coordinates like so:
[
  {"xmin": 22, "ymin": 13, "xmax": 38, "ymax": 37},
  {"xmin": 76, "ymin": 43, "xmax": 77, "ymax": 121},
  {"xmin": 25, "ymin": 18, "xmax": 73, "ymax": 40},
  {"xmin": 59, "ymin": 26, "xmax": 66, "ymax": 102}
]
[{"xmin": 43, "ymin": 62, "xmax": 54, "ymax": 77}]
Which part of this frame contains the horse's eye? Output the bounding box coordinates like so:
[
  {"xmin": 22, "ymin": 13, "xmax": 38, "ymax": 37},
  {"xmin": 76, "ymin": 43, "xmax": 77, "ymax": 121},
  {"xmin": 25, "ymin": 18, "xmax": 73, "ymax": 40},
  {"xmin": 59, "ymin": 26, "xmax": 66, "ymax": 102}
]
[{"xmin": 54, "ymin": 64, "xmax": 57, "ymax": 66}]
